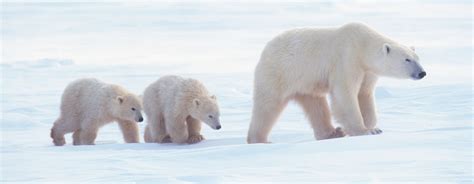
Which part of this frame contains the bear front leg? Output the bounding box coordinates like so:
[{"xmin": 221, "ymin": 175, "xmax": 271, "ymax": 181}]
[
  {"xmin": 359, "ymin": 73, "xmax": 381, "ymax": 134},
  {"xmin": 331, "ymin": 86, "xmax": 372, "ymax": 136},
  {"xmin": 165, "ymin": 114, "xmax": 189, "ymax": 144},
  {"xmin": 186, "ymin": 116, "xmax": 204, "ymax": 144},
  {"xmin": 117, "ymin": 120, "xmax": 140, "ymax": 143},
  {"xmin": 358, "ymin": 91, "xmax": 381, "ymax": 134}
]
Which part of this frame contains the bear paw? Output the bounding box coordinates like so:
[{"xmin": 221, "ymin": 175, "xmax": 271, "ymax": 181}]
[
  {"xmin": 367, "ymin": 128, "xmax": 383, "ymax": 135},
  {"xmin": 53, "ymin": 138, "xmax": 66, "ymax": 146},
  {"xmin": 73, "ymin": 139, "xmax": 81, "ymax": 145},
  {"xmin": 187, "ymin": 134, "xmax": 205, "ymax": 144},
  {"xmin": 51, "ymin": 129, "xmax": 65, "ymax": 146},
  {"xmin": 158, "ymin": 134, "xmax": 172, "ymax": 143},
  {"xmin": 327, "ymin": 127, "xmax": 346, "ymax": 139}
]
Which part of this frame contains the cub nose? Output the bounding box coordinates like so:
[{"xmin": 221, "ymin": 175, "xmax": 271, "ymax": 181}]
[
  {"xmin": 138, "ymin": 117, "xmax": 144, "ymax": 122},
  {"xmin": 215, "ymin": 125, "xmax": 221, "ymax": 130},
  {"xmin": 418, "ymin": 71, "xmax": 426, "ymax": 79}
]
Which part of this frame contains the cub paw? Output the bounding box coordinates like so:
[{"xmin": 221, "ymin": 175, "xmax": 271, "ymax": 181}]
[
  {"xmin": 53, "ymin": 138, "xmax": 65, "ymax": 146},
  {"xmin": 51, "ymin": 129, "xmax": 65, "ymax": 146},
  {"xmin": 187, "ymin": 134, "xmax": 205, "ymax": 144},
  {"xmin": 73, "ymin": 139, "xmax": 81, "ymax": 145},
  {"xmin": 327, "ymin": 127, "xmax": 346, "ymax": 139},
  {"xmin": 158, "ymin": 134, "xmax": 172, "ymax": 143}
]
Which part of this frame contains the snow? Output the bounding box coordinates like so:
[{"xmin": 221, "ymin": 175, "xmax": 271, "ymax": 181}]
[{"xmin": 1, "ymin": 1, "xmax": 472, "ymax": 183}]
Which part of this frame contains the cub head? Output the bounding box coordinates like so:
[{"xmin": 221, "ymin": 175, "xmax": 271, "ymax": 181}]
[
  {"xmin": 189, "ymin": 95, "xmax": 221, "ymax": 130},
  {"xmin": 115, "ymin": 94, "xmax": 144, "ymax": 123},
  {"xmin": 370, "ymin": 43, "xmax": 426, "ymax": 80}
]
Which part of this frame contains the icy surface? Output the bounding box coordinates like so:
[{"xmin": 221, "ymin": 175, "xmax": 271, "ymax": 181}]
[{"xmin": 1, "ymin": 1, "xmax": 472, "ymax": 183}]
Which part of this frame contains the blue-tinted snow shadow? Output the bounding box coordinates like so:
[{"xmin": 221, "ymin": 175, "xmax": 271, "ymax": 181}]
[{"xmin": 47, "ymin": 136, "xmax": 247, "ymax": 152}]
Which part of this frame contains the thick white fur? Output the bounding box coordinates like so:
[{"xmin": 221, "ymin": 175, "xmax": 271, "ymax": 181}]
[
  {"xmin": 50, "ymin": 78, "xmax": 143, "ymax": 146},
  {"xmin": 247, "ymin": 22, "xmax": 424, "ymax": 143},
  {"xmin": 143, "ymin": 75, "xmax": 221, "ymax": 144}
]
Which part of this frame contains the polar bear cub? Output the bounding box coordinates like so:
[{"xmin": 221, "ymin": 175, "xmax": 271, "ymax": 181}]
[
  {"xmin": 50, "ymin": 78, "xmax": 143, "ymax": 146},
  {"xmin": 143, "ymin": 75, "xmax": 221, "ymax": 144}
]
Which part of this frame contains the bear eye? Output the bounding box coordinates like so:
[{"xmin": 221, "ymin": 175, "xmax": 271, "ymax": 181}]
[
  {"xmin": 131, "ymin": 107, "xmax": 136, "ymax": 111},
  {"xmin": 405, "ymin": 59, "xmax": 412, "ymax": 63},
  {"xmin": 208, "ymin": 115, "xmax": 213, "ymax": 119}
]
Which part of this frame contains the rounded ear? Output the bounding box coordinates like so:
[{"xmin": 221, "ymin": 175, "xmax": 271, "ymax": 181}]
[
  {"xmin": 383, "ymin": 43, "xmax": 391, "ymax": 55},
  {"xmin": 210, "ymin": 95, "xmax": 216, "ymax": 100},
  {"xmin": 117, "ymin": 96, "xmax": 124, "ymax": 104},
  {"xmin": 193, "ymin": 99, "xmax": 200, "ymax": 106},
  {"xmin": 410, "ymin": 46, "xmax": 415, "ymax": 51}
]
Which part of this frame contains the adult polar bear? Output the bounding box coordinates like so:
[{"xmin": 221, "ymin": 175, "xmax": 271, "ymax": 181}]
[{"xmin": 247, "ymin": 22, "xmax": 426, "ymax": 143}]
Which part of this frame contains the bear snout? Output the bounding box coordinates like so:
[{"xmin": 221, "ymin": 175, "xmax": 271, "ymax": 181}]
[
  {"xmin": 137, "ymin": 117, "xmax": 144, "ymax": 122},
  {"xmin": 412, "ymin": 71, "xmax": 426, "ymax": 80},
  {"xmin": 418, "ymin": 71, "xmax": 426, "ymax": 79},
  {"xmin": 215, "ymin": 125, "xmax": 221, "ymax": 130}
]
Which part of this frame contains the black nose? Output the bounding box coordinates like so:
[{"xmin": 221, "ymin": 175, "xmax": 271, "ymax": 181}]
[
  {"xmin": 215, "ymin": 125, "xmax": 221, "ymax": 130},
  {"xmin": 418, "ymin": 71, "xmax": 426, "ymax": 79},
  {"xmin": 138, "ymin": 117, "xmax": 144, "ymax": 122}
]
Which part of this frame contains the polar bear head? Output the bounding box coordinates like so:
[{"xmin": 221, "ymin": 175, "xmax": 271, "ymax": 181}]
[
  {"xmin": 114, "ymin": 94, "xmax": 144, "ymax": 123},
  {"xmin": 190, "ymin": 95, "xmax": 221, "ymax": 130},
  {"xmin": 370, "ymin": 43, "xmax": 426, "ymax": 80}
]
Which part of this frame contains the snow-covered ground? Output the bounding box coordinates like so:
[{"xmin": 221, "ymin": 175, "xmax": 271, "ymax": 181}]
[{"xmin": 1, "ymin": 1, "xmax": 472, "ymax": 183}]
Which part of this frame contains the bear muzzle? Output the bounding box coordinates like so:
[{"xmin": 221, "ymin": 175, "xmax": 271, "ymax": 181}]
[
  {"xmin": 418, "ymin": 71, "xmax": 426, "ymax": 79},
  {"xmin": 412, "ymin": 71, "xmax": 426, "ymax": 80},
  {"xmin": 212, "ymin": 120, "xmax": 222, "ymax": 130},
  {"xmin": 135, "ymin": 111, "xmax": 144, "ymax": 122}
]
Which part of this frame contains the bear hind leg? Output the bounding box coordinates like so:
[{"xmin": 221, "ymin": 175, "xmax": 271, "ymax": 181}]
[
  {"xmin": 146, "ymin": 114, "xmax": 170, "ymax": 143},
  {"xmin": 247, "ymin": 95, "xmax": 288, "ymax": 144},
  {"xmin": 51, "ymin": 117, "xmax": 78, "ymax": 146},
  {"xmin": 50, "ymin": 126, "xmax": 65, "ymax": 146},
  {"xmin": 330, "ymin": 86, "xmax": 370, "ymax": 136},
  {"xmin": 295, "ymin": 94, "xmax": 345, "ymax": 140},
  {"xmin": 165, "ymin": 114, "xmax": 189, "ymax": 144}
]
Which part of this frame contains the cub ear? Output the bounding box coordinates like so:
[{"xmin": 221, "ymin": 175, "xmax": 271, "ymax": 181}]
[
  {"xmin": 210, "ymin": 95, "xmax": 216, "ymax": 100},
  {"xmin": 383, "ymin": 43, "xmax": 391, "ymax": 55},
  {"xmin": 410, "ymin": 46, "xmax": 415, "ymax": 51},
  {"xmin": 117, "ymin": 96, "xmax": 124, "ymax": 104},
  {"xmin": 193, "ymin": 99, "xmax": 200, "ymax": 106}
]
